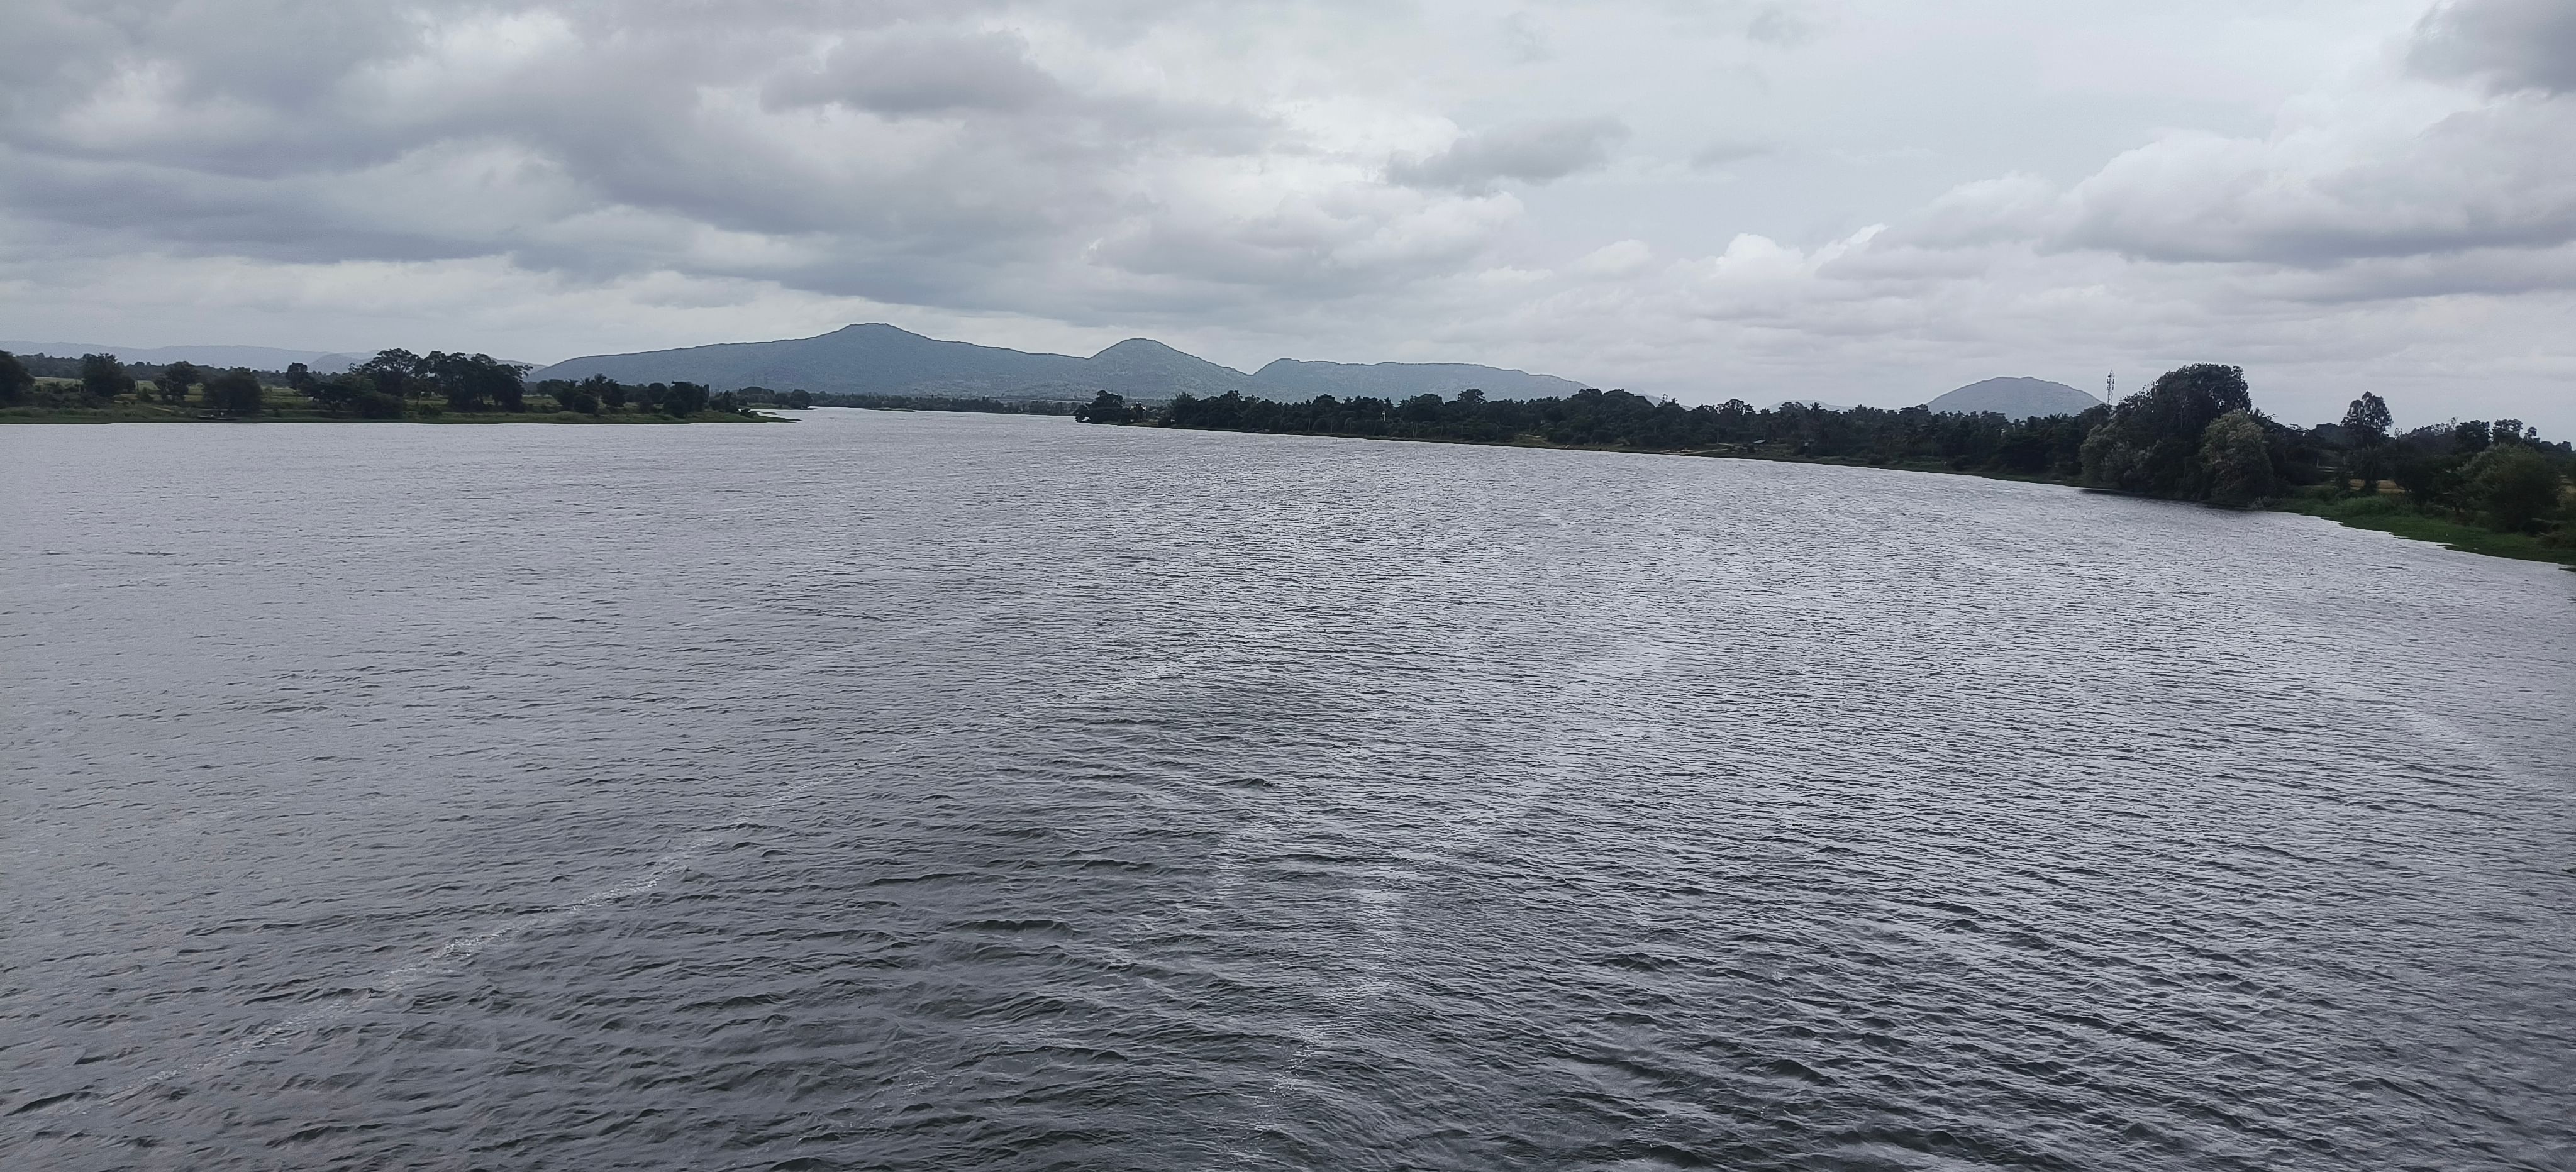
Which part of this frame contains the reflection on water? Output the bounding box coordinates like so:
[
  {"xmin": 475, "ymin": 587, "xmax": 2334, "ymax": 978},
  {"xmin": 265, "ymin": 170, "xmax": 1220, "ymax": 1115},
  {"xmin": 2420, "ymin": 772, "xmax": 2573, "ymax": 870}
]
[{"xmin": 4, "ymin": 411, "xmax": 2571, "ymax": 1170}]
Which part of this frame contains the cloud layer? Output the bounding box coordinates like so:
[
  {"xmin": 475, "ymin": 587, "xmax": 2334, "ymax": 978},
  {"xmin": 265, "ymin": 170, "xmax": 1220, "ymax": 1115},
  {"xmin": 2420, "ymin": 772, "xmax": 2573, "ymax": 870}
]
[{"xmin": 2, "ymin": 0, "xmax": 2571, "ymax": 429}]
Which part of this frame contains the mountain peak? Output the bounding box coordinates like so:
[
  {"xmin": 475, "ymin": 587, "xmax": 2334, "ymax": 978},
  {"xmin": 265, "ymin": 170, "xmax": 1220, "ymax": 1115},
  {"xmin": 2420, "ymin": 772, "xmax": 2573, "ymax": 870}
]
[
  {"xmin": 1925, "ymin": 376, "xmax": 2101, "ymax": 419},
  {"xmin": 1091, "ymin": 337, "xmax": 1182, "ymax": 359}
]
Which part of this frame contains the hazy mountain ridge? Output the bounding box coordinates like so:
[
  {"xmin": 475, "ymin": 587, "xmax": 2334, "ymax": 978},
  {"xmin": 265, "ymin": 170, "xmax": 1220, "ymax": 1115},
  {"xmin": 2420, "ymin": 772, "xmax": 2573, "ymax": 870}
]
[
  {"xmin": 1, "ymin": 341, "xmax": 368, "ymax": 373},
  {"xmin": 1252, "ymin": 358, "xmax": 1584, "ymax": 400},
  {"xmin": 533, "ymin": 324, "xmax": 1587, "ymax": 402},
  {"xmin": 1924, "ymin": 376, "xmax": 2102, "ymax": 419}
]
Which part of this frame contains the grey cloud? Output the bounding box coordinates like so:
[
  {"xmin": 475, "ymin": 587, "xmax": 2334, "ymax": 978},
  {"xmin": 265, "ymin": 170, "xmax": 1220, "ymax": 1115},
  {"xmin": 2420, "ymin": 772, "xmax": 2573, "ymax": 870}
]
[
  {"xmin": 1879, "ymin": 95, "xmax": 2576, "ymax": 305},
  {"xmin": 2411, "ymin": 0, "xmax": 2576, "ymax": 94},
  {"xmin": 763, "ymin": 29, "xmax": 1062, "ymax": 114},
  {"xmin": 1745, "ymin": 5, "xmax": 1813, "ymax": 47},
  {"xmin": 1689, "ymin": 140, "xmax": 1777, "ymax": 169},
  {"xmin": 1387, "ymin": 118, "xmax": 1628, "ymax": 194},
  {"xmin": 0, "ymin": 0, "xmax": 1482, "ymax": 325},
  {"xmin": 2058, "ymin": 101, "xmax": 2576, "ymax": 268}
]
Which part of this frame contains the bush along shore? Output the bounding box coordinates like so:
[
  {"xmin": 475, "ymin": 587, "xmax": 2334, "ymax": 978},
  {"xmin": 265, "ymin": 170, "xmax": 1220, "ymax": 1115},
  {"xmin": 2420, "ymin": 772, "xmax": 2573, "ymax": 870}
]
[
  {"xmin": 0, "ymin": 349, "xmax": 781, "ymax": 424},
  {"xmin": 1074, "ymin": 364, "xmax": 2575, "ymax": 567}
]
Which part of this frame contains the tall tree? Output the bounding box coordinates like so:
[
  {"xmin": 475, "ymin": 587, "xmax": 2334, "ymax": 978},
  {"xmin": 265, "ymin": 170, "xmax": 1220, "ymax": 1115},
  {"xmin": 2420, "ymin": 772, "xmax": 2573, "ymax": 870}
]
[
  {"xmin": 2080, "ymin": 363, "xmax": 2253, "ymax": 499},
  {"xmin": 2340, "ymin": 392, "xmax": 2395, "ymax": 492},
  {"xmin": 203, "ymin": 368, "xmax": 266, "ymax": 416},
  {"xmin": 2340, "ymin": 393, "xmax": 2392, "ymax": 446},
  {"xmin": 158, "ymin": 360, "xmax": 202, "ymax": 404},
  {"xmin": 0, "ymin": 350, "xmax": 31, "ymax": 406},
  {"xmin": 357, "ymin": 350, "xmax": 422, "ymax": 399},
  {"xmin": 2199, "ymin": 411, "xmax": 2278, "ymax": 506},
  {"xmin": 80, "ymin": 353, "xmax": 136, "ymax": 404}
]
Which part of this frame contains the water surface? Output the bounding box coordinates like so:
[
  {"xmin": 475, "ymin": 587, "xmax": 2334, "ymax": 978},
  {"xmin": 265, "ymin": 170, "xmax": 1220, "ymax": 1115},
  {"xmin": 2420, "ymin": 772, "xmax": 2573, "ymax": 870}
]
[{"xmin": 4, "ymin": 411, "xmax": 2571, "ymax": 1170}]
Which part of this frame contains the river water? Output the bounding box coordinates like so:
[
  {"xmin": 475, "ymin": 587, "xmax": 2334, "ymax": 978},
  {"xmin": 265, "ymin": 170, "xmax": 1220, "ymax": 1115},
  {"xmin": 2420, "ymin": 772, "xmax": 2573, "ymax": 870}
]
[{"xmin": 3, "ymin": 410, "xmax": 2570, "ymax": 1171}]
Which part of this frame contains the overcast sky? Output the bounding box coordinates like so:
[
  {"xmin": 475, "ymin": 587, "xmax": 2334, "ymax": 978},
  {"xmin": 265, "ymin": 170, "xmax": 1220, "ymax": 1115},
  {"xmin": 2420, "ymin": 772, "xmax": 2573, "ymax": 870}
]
[{"xmin": 5, "ymin": 0, "xmax": 2572, "ymax": 428}]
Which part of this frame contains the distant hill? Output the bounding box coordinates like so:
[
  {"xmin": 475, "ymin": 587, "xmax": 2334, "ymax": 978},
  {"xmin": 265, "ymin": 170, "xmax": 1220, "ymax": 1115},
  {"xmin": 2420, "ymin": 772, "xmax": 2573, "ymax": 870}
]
[
  {"xmin": 1250, "ymin": 358, "xmax": 1584, "ymax": 401},
  {"xmin": 1925, "ymin": 377, "xmax": 2101, "ymax": 419},
  {"xmin": 1, "ymin": 341, "xmax": 365, "ymax": 373},
  {"xmin": 533, "ymin": 324, "xmax": 1586, "ymax": 402}
]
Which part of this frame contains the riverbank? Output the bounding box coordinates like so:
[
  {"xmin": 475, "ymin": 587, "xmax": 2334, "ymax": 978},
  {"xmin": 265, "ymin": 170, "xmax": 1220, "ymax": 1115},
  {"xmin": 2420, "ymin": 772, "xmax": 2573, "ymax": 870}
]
[
  {"xmin": 1, "ymin": 403, "xmax": 787, "ymax": 424},
  {"xmin": 2269, "ymin": 494, "xmax": 2576, "ymax": 566},
  {"xmin": 1128, "ymin": 419, "xmax": 2576, "ymax": 567}
]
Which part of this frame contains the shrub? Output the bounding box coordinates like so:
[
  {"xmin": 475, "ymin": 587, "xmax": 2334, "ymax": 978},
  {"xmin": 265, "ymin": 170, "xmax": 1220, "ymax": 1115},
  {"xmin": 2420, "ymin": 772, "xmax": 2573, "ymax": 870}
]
[{"xmin": 2462, "ymin": 445, "xmax": 2564, "ymax": 533}]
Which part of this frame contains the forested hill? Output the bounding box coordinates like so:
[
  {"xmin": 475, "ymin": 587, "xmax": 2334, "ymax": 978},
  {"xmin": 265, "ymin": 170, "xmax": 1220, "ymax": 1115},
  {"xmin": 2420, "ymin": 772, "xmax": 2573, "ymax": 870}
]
[{"xmin": 535, "ymin": 324, "xmax": 1589, "ymax": 404}]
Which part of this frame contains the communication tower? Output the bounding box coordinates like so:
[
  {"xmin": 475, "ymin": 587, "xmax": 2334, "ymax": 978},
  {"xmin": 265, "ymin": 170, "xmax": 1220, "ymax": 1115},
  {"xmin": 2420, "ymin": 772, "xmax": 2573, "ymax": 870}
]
[{"xmin": 2104, "ymin": 372, "xmax": 2116, "ymax": 405}]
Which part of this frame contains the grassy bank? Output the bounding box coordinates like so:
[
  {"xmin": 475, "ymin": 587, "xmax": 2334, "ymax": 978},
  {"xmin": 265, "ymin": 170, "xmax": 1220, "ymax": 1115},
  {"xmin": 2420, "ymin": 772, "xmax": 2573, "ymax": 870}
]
[
  {"xmin": 1118, "ymin": 418, "xmax": 2576, "ymax": 568},
  {"xmin": 2268, "ymin": 494, "xmax": 2576, "ymax": 567}
]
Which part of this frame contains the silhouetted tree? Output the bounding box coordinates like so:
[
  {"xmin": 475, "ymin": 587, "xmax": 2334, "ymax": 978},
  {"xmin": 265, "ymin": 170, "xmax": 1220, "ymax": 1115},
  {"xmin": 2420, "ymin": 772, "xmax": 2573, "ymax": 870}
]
[
  {"xmin": 658, "ymin": 381, "xmax": 710, "ymax": 416},
  {"xmin": 1076, "ymin": 390, "xmax": 1136, "ymax": 423},
  {"xmin": 2341, "ymin": 392, "xmax": 2394, "ymax": 490},
  {"xmin": 203, "ymin": 368, "xmax": 266, "ymax": 416},
  {"xmin": 159, "ymin": 360, "xmax": 202, "ymax": 404},
  {"xmin": 357, "ymin": 350, "xmax": 422, "ymax": 399},
  {"xmin": 423, "ymin": 351, "xmax": 528, "ymax": 411},
  {"xmin": 2340, "ymin": 393, "xmax": 2392, "ymax": 445},
  {"xmin": 80, "ymin": 353, "xmax": 136, "ymax": 404},
  {"xmin": 0, "ymin": 351, "xmax": 30, "ymax": 406}
]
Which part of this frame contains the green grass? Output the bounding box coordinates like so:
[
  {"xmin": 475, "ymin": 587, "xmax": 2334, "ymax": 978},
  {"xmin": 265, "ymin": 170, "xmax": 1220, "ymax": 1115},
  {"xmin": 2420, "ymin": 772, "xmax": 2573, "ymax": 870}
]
[{"xmin": 2270, "ymin": 494, "xmax": 2576, "ymax": 567}]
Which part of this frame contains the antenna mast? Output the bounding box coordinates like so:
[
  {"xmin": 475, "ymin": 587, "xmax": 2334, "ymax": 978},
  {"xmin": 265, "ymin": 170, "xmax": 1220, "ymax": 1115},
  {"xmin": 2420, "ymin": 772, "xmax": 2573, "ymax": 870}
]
[{"xmin": 2104, "ymin": 372, "xmax": 2116, "ymax": 405}]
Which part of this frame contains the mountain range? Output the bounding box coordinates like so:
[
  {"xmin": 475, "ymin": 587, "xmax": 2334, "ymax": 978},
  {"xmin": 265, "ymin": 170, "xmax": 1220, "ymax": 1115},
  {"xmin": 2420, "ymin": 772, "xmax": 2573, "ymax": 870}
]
[
  {"xmin": 1, "ymin": 341, "xmax": 367, "ymax": 373},
  {"xmin": 1923, "ymin": 377, "xmax": 2103, "ymax": 419},
  {"xmin": 531, "ymin": 324, "xmax": 1591, "ymax": 402}
]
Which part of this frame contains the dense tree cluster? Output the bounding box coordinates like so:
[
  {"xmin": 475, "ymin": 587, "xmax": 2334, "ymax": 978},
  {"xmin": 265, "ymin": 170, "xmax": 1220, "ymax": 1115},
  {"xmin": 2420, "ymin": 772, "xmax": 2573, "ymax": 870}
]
[
  {"xmin": 1151, "ymin": 385, "xmax": 2111, "ymax": 478},
  {"xmin": 1096, "ymin": 362, "xmax": 2572, "ymax": 546},
  {"xmin": 736, "ymin": 387, "xmax": 816, "ymax": 409},
  {"xmin": 0, "ymin": 348, "xmax": 761, "ymax": 421}
]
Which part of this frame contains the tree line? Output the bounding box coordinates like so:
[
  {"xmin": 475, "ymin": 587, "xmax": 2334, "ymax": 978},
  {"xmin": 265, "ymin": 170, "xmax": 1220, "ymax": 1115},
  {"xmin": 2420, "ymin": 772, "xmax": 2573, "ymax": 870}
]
[
  {"xmin": 0, "ymin": 349, "xmax": 767, "ymax": 420},
  {"xmin": 1076, "ymin": 363, "xmax": 2573, "ymax": 546}
]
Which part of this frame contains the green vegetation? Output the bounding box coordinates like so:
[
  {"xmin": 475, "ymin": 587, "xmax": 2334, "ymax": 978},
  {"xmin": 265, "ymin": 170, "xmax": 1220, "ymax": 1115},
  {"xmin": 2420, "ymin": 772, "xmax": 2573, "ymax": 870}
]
[
  {"xmin": 0, "ymin": 348, "xmax": 781, "ymax": 424},
  {"xmin": 2272, "ymin": 492, "xmax": 2573, "ymax": 564},
  {"xmin": 1091, "ymin": 367, "xmax": 2575, "ymax": 566}
]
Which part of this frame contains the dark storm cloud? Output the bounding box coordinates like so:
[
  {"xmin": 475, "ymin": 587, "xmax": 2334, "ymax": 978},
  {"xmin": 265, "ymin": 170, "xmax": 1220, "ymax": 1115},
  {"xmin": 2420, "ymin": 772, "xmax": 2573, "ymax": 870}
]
[
  {"xmin": 1387, "ymin": 118, "xmax": 1629, "ymax": 194},
  {"xmin": 2411, "ymin": 0, "xmax": 2576, "ymax": 94}
]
